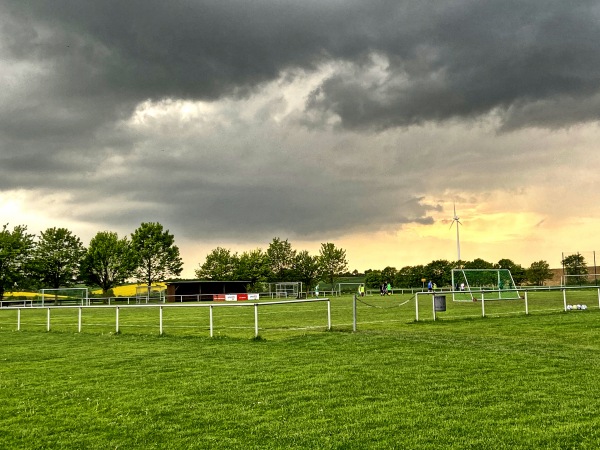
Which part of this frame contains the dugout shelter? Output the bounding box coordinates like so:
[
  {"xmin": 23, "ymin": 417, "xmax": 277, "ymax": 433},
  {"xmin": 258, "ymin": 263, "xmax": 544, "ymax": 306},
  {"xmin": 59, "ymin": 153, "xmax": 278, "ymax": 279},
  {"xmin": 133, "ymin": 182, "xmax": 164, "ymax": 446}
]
[{"xmin": 165, "ymin": 281, "xmax": 250, "ymax": 302}]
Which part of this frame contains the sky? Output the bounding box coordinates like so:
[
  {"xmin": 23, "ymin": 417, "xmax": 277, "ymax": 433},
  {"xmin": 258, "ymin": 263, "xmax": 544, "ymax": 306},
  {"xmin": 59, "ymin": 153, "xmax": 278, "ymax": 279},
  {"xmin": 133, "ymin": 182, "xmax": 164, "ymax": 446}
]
[{"xmin": 2, "ymin": 0, "xmax": 600, "ymax": 277}]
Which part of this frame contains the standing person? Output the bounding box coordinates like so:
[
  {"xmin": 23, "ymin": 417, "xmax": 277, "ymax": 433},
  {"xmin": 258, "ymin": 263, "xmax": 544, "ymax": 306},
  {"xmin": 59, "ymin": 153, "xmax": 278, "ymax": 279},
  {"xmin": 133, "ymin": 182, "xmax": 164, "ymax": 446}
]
[
  {"xmin": 315, "ymin": 284, "xmax": 319, "ymax": 297},
  {"xmin": 387, "ymin": 282, "xmax": 392, "ymax": 296},
  {"xmin": 427, "ymin": 280, "xmax": 433, "ymax": 292},
  {"xmin": 358, "ymin": 284, "xmax": 365, "ymax": 297},
  {"xmin": 380, "ymin": 283, "xmax": 385, "ymax": 296}
]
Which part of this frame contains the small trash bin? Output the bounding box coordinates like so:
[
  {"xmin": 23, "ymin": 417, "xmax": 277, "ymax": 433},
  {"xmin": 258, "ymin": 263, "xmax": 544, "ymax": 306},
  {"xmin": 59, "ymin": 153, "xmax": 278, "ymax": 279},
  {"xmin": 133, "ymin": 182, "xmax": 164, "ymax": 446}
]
[{"xmin": 434, "ymin": 295, "xmax": 446, "ymax": 312}]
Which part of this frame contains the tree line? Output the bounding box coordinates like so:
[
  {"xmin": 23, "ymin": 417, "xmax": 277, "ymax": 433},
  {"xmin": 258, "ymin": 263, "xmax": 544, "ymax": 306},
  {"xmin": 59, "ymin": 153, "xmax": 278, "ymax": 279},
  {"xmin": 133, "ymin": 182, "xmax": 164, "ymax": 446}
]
[
  {"xmin": 0, "ymin": 222, "xmax": 183, "ymax": 300},
  {"xmin": 363, "ymin": 256, "xmax": 588, "ymax": 290},
  {"xmin": 195, "ymin": 238, "xmax": 349, "ymax": 292},
  {"xmin": 2, "ymin": 219, "xmax": 585, "ymax": 301}
]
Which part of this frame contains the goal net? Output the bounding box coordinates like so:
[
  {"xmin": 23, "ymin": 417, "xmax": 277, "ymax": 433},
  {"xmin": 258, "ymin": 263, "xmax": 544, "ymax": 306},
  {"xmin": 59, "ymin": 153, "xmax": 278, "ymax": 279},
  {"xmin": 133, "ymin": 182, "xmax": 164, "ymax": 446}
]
[
  {"xmin": 451, "ymin": 269, "xmax": 520, "ymax": 301},
  {"xmin": 135, "ymin": 285, "xmax": 166, "ymax": 303},
  {"xmin": 273, "ymin": 282, "xmax": 302, "ymax": 299},
  {"xmin": 562, "ymin": 273, "xmax": 600, "ymax": 286},
  {"xmin": 38, "ymin": 288, "xmax": 89, "ymax": 306}
]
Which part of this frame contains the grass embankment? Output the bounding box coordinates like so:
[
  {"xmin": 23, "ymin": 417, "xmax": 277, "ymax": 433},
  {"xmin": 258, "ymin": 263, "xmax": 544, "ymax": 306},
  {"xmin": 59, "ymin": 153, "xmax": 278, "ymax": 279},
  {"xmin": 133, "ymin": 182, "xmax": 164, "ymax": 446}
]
[{"xmin": 1, "ymin": 293, "xmax": 600, "ymax": 448}]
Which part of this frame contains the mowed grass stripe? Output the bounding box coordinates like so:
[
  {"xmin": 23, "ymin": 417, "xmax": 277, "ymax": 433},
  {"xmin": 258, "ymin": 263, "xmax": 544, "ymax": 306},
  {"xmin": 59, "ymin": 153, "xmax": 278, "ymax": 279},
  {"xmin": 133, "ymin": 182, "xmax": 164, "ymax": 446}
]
[{"xmin": 2, "ymin": 311, "xmax": 600, "ymax": 448}]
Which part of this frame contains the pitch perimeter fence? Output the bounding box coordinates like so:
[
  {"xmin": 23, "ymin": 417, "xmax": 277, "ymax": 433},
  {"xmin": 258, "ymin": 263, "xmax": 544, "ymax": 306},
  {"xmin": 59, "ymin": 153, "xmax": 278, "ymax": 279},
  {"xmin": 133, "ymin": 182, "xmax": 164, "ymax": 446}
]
[
  {"xmin": 414, "ymin": 285, "xmax": 600, "ymax": 321},
  {"xmin": 0, "ymin": 298, "xmax": 331, "ymax": 338}
]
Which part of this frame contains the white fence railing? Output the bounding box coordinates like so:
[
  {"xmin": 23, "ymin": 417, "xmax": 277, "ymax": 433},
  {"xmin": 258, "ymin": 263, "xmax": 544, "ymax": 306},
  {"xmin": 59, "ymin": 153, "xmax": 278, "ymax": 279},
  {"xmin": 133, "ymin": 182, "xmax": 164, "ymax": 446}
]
[
  {"xmin": 2, "ymin": 298, "xmax": 331, "ymax": 338},
  {"xmin": 414, "ymin": 286, "xmax": 600, "ymax": 321}
]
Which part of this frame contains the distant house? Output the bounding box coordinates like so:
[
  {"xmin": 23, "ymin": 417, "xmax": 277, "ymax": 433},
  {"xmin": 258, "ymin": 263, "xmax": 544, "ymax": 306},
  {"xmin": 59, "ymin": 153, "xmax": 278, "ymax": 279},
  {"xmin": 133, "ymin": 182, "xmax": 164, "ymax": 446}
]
[{"xmin": 165, "ymin": 280, "xmax": 250, "ymax": 302}]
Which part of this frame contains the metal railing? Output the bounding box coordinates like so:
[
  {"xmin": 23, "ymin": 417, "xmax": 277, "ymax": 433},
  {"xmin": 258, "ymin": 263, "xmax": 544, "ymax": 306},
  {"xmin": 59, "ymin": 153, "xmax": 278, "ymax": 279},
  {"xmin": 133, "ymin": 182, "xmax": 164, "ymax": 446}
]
[{"xmin": 2, "ymin": 298, "xmax": 331, "ymax": 338}]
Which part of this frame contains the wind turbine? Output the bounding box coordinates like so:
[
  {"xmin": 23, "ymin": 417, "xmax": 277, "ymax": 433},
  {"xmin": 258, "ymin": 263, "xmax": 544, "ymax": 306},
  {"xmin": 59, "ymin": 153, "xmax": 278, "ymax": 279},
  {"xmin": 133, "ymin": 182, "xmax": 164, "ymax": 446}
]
[{"xmin": 449, "ymin": 203, "xmax": 462, "ymax": 262}]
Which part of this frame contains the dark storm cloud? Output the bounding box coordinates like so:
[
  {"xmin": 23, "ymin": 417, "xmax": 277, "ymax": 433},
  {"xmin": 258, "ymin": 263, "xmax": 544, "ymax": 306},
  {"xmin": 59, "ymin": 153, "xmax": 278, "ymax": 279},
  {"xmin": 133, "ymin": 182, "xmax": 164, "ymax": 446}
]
[
  {"xmin": 3, "ymin": 0, "xmax": 600, "ymax": 131},
  {"xmin": 1, "ymin": 0, "xmax": 599, "ymax": 245}
]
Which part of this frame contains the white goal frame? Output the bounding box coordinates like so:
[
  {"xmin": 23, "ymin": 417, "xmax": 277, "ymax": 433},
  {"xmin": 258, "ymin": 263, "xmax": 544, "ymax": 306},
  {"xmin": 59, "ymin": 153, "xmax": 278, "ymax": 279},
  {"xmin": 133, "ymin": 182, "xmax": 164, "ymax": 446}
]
[
  {"xmin": 135, "ymin": 285, "xmax": 166, "ymax": 303},
  {"xmin": 451, "ymin": 269, "xmax": 520, "ymax": 302},
  {"xmin": 561, "ymin": 273, "xmax": 600, "ymax": 286},
  {"xmin": 39, "ymin": 288, "xmax": 89, "ymax": 306},
  {"xmin": 273, "ymin": 282, "xmax": 302, "ymax": 299}
]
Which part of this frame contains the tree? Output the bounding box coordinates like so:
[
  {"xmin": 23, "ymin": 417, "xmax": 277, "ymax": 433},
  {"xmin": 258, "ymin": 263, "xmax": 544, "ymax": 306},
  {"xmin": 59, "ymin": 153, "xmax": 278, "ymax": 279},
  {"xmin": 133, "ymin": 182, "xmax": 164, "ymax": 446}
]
[
  {"xmin": 423, "ymin": 260, "xmax": 453, "ymax": 288},
  {"xmin": 562, "ymin": 253, "xmax": 588, "ymax": 285},
  {"xmin": 266, "ymin": 237, "xmax": 296, "ymax": 281},
  {"xmin": 80, "ymin": 231, "xmax": 133, "ymax": 295},
  {"xmin": 0, "ymin": 224, "xmax": 35, "ymax": 300},
  {"xmin": 395, "ymin": 265, "xmax": 425, "ymax": 288},
  {"xmin": 130, "ymin": 222, "xmax": 183, "ymax": 295},
  {"xmin": 195, "ymin": 247, "xmax": 238, "ymax": 280},
  {"xmin": 235, "ymin": 249, "xmax": 270, "ymax": 290},
  {"xmin": 496, "ymin": 259, "xmax": 526, "ymax": 285},
  {"xmin": 318, "ymin": 242, "xmax": 348, "ymax": 286},
  {"xmin": 463, "ymin": 258, "xmax": 494, "ymax": 269},
  {"xmin": 526, "ymin": 260, "xmax": 554, "ymax": 286},
  {"xmin": 381, "ymin": 266, "xmax": 397, "ymax": 285},
  {"xmin": 291, "ymin": 250, "xmax": 321, "ymax": 295},
  {"xmin": 364, "ymin": 269, "xmax": 382, "ymax": 289},
  {"xmin": 31, "ymin": 227, "xmax": 86, "ymax": 289}
]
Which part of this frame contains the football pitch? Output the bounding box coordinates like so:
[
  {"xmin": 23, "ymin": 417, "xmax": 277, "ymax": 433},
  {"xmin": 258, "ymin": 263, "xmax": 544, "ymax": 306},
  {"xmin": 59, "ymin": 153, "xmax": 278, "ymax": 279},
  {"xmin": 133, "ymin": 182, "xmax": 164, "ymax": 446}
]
[{"xmin": 2, "ymin": 292, "xmax": 600, "ymax": 448}]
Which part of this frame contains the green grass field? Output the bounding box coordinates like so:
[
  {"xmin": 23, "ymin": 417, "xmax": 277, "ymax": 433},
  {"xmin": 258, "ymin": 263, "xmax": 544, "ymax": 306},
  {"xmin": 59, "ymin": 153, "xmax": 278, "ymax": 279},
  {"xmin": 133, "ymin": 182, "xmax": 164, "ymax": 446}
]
[{"xmin": 2, "ymin": 291, "xmax": 600, "ymax": 448}]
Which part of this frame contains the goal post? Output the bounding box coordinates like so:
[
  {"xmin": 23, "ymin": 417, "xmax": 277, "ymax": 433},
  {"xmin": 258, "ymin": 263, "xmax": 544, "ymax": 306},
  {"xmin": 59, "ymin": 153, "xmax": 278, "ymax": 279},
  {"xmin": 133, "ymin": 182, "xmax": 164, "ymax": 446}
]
[
  {"xmin": 135, "ymin": 285, "xmax": 166, "ymax": 303},
  {"xmin": 451, "ymin": 269, "xmax": 520, "ymax": 301},
  {"xmin": 271, "ymin": 282, "xmax": 303, "ymax": 299},
  {"xmin": 39, "ymin": 287, "xmax": 89, "ymax": 306},
  {"xmin": 561, "ymin": 273, "xmax": 600, "ymax": 286}
]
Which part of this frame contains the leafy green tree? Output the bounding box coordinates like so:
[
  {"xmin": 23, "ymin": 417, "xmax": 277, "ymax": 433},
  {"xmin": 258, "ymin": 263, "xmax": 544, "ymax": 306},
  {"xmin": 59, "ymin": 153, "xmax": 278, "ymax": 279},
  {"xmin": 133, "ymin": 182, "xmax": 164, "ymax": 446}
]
[
  {"xmin": 0, "ymin": 224, "xmax": 35, "ymax": 300},
  {"xmin": 395, "ymin": 265, "xmax": 425, "ymax": 288},
  {"xmin": 496, "ymin": 259, "xmax": 526, "ymax": 285},
  {"xmin": 526, "ymin": 260, "xmax": 554, "ymax": 286},
  {"xmin": 130, "ymin": 222, "xmax": 183, "ymax": 295},
  {"xmin": 31, "ymin": 227, "xmax": 86, "ymax": 289},
  {"xmin": 423, "ymin": 260, "xmax": 453, "ymax": 288},
  {"xmin": 266, "ymin": 237, "xmax": 296, "ymax": 281},
  {"xmin": 235, "ymin": 249, "xmax": 270, "ymax": 290},
  {"xmin": 291, "ymin": 250, "xmax": 321, "ymax": 296},
  {"xmin": 463, "ymin": 258, "xmax": 494, "ymax": 269},
  {"xmin": 364, "ymin": 269, "xmax": 382, "ymax": 289},
  {"xmin": 81, "ymin": 231, "xmax": 133, "ymax": 295},
  {"xmin": 196, "ymin": 247, "xmax": 239, "ymax": 280},
  {"xmin": 562, "ymin": 253, "xmax": 588, "ymax": 285},
  {"xmin": 318, "ymin": 242, "xmax": 348, "ymax": 286},
  {"xmin": 381, "ymin": 266, "xmax": 397, "ymax": 285}
]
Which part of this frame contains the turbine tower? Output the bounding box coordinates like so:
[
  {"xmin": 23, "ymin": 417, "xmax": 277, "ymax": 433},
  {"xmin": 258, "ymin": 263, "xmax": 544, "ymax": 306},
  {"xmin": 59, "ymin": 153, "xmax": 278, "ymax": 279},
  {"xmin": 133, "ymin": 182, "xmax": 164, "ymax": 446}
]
[{"xmin": 449, "ymin": 203, "xmax": 462, "ymax": 262}]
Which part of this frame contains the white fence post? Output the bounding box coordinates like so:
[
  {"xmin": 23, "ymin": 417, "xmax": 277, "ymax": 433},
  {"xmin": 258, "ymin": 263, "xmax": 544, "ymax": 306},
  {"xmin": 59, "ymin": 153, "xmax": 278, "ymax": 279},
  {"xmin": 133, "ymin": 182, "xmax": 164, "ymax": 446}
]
[
  {"xmin": 47, "ymin": 308, "xmax": 51, "ymax": 331},
  {"xmin": 17, "ymin": 308, "xmax": 21, "ymax": 331},
  {"xmin": 159, "ymin": 306, "xmax": 163, "ymax": 335},
  {"xmin": 525, "ymin": 291, "xmax": 529, "ymax": 315},
  {"xmin": 254, "ymin": 303, "xmax": 259, "ymax": 337},
  {"xmin": 353, "ymin": 294, "xmax": 357, "ymax": 332},
  {"xmin": 415, "ymin": 292, "xmax": 419, "ymax": 322},
  {"xmin": 209, "ymin": 305, "xmax": 214, "ymax": 337},
  {"xmin": 78, "ymin": 307, "xmax": 82, "ymax": 332},
  {"xmin": 327, "ymin": 299, "xmax": 331, "ymax": 330},
  {"xmin": 481, "ymin": 292, "xmax": 485, "ymax": 317},
  {"xmin": 116, "ymin": 306, "xmax": 120, "ymax": 333}
]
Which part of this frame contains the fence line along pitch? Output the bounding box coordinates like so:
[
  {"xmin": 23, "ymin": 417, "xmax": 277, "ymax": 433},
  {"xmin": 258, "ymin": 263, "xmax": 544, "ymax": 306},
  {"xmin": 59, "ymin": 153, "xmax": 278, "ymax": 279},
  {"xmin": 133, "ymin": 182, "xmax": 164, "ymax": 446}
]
[
  {"xmin": 3, "ymin": 298, "xmax": 332, "ymax": 338},
  {"xmin": 413, "ymin": 286, "xmax": 600, "ymax": 322}
]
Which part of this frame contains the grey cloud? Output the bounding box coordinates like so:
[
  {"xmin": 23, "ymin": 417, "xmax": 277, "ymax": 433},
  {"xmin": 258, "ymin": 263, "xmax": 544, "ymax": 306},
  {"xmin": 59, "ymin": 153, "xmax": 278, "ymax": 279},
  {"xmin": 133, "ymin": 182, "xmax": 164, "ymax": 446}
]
[
  {"xmin": 1, "ymin": 0, "xmax": 599, "ymax": 247},
  {"xmin": 3, "ymin": 0, "xmax": 600, "ymax": 133}
]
